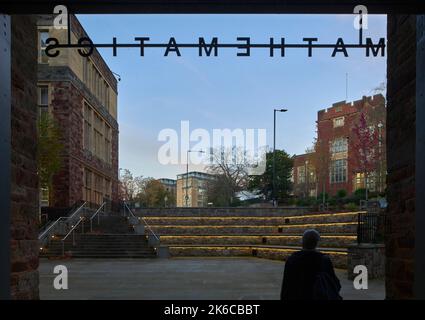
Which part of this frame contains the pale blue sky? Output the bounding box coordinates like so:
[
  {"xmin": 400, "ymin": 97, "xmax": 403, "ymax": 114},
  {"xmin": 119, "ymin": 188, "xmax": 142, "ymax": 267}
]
[{"xmin": 77, "ymin": 14, "xmax": 387, "ymax": 180}]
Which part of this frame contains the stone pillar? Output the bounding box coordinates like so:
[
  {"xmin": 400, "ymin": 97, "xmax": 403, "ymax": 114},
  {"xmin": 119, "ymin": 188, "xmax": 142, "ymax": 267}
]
[
  {"xmin": 415, "ymin": 15, "xmax": 425, "ymax": 299},
  {"xmin": 10, "ymin": 15, "xmax": 39, "ymax": 299},
  {"xmin": 0, "ymin": 13, "xmax": 11, "ymax": 300},
  {"xmin": 347, "ymin": 244, "xmax": 385, "ymax": 280},
  {"xmin": 386, "ymin": 15, "xmax": 416, "ymax": 299}
]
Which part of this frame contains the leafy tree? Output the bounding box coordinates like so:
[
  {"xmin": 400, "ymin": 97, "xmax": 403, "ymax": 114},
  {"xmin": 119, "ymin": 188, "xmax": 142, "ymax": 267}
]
[
  {"xmin": 248, "ymin": 149, "xmax": 293, "ymax": 202},
  {"xmin": 352, "ymin": 112, "xmax": 379, "ymax": 203},
  {"xmin": 138, "ymin": 179, "xmax": 167, "ymax": 207},
  {"xmin": 37, "ymin": 112, "xmax": 64, "ymax": 200}
]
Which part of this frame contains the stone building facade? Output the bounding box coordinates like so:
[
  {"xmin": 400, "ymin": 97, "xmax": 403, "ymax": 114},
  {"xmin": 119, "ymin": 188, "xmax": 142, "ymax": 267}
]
[
  {"xmin": 176, "ymin": 172, "xmax": 213, "ymax": 207},
  {"xmin": 293, "ymin": 94, "xmax": 386, "ymax": 197},
  {"xmin": 37, "ymin": 14, "xmax": 119, "ymax": 209}
]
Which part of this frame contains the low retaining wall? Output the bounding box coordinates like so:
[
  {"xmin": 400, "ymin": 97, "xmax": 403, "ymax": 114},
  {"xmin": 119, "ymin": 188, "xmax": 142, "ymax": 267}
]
[
  {"xmin": 347, "ymin": 244, "xmax": 385, "ymax": 280},
  {"xmin": 169, "ymin": 246, "xmax": 348, "ymax": 269},
  {"xmin": 150, "ymin": 223, "xmax": 357, "ymax": 235},
  {"xmin": 161, "ymin": 235, "xmax": 357, "ymax": 247},
  {"xmin": 143, "ymin": 212, "xmax": 359, "ymax": 226}
]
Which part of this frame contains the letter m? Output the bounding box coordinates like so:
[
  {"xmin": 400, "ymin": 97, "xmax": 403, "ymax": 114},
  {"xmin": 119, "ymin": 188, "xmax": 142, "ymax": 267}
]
[
  {"xmin": 365, "ymin": 38, "xmax": 385, "ymax": 57},
  {"xmin": 199, "ymin": 37, "xmax": 218, "ymax": 56}
]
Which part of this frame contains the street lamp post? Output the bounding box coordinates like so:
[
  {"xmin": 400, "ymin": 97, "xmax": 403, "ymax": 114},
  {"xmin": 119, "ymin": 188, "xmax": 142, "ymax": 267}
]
[
  {"xmin": 273, "ymin": 108, "xmax": 288, "ymax": 207},
  {"xmin": 185, "ymin": 149, "xmax": 205, "ymax": 207}
]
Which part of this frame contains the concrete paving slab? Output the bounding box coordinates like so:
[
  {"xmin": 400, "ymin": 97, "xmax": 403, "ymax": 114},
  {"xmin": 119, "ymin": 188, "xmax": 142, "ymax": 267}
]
[{"xmin": 39, "ymin": 257, "xmax": 385, "ymax": 300}]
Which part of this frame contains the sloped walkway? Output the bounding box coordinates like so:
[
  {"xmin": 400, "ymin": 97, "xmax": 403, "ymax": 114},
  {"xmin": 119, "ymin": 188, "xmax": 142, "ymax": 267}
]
[{"xmin": 39, "ymin": 257, "xmax": 385, "ymax": 300}]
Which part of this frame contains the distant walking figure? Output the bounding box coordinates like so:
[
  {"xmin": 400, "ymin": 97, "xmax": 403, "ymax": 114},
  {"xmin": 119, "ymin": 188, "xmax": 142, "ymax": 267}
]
[{"xmin": 280, "ymin": 229, "xmax": 342, "ymax": 300}]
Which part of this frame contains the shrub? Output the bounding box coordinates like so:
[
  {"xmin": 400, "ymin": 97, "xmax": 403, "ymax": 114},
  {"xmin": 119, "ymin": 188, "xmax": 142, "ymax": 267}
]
[
  {"xmin": 354, "ymin": 188, "xmax": 367, "ymax": 199},
  {"xmin": 345, "ymin": 202, "xmax": 358, "ymax": 211},
  {"xmin": 336, "ymin": 189, "xmax": 347, "ymax": 199},
  {"xmin": 318, "ymin": 192, "xmax": 329, "ymax": 202}
]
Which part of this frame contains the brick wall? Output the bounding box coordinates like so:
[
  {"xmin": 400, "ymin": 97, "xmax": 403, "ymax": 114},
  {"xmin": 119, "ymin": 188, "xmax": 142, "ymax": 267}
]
[
  {"xmin": 317, "ymin": 94, "xmax": 386, "ymax": 196},
  {"xmin": 10, "ymin": 15, "xmax": 39, "ymax": 299},
  {"xmin": 385, "ymin": 15, "xmax": 416, "ymax": 299}
]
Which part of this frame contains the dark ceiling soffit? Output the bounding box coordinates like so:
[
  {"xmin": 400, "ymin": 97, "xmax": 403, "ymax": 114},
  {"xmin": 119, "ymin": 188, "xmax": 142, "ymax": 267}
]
[{"xmin": 0, "ymin": 1, "xmax": 425, "ymax": 14}]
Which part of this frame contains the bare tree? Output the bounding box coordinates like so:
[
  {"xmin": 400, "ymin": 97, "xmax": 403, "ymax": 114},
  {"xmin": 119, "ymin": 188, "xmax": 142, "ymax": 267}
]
[
  {"xmin": 119, "ymin": 169, "xmax": 139, "ymax": 202},
  {"xmin": 310, "ymin": 138, "xmax": 331, "ymax": 206},
  {"xmin": 206, "ymin": 147, "xmax": 251, "ymax": 206}
]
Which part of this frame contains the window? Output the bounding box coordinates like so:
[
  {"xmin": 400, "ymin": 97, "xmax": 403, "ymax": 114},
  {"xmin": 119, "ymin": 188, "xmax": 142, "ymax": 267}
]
[
  {"xmin": 39, "ymin": 31, "xmax": 49, "ymax": 63},
  {"xmin": 84, "ymin": 169, "xmax": 92, "ymax": 203},
  {"xmin": 331, "ymin": 137, "xmax": 348, "ymax": 154},
  {"xmin": 104, "ymin": 124, "xmax": 111, "ymax": 164},
  {"xmin": 84, "ymin": 168, "xmax": 111, "ymax": 205},
  {"xmin": 297, "ymin": 166, "xmax": 306, "ymax": 184},
  {"xmin": 353, "ymin": 172, "xmax": 377, "ymax": 191},
  {"xmin": 83, "ymin": 103, "xmax": 92, "ymax": 150},
  {"xmin": 84, "ymin": 101, "xmax": 111, "ymax": 163},
  {"xmin": 83, "ymin": 57, "xmax": 89, "ymax": 84},
  {"xmin": 37, "ymin": 85, "xmax": 49, "ymax": 115},
  {"xmin": 333, "ymin": 116, "xmax": 345, "ymax": 128},
  {"xmin": 330, "ymin": 159, "xmax": 347, "ymax": 183}
]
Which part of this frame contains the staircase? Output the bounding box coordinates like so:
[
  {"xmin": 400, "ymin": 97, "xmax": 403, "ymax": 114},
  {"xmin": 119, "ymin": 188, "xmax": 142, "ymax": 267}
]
[
  {"xmin": 39, "ymin": 205, "xmax": 157, "ymax": 259},
  {"xmin": 132, "ymin": 207, "xmax": 362, "ymax": 268},
  {"xmin": 41, "ymin": 234, "xmax": 156, "ymax": 258}
]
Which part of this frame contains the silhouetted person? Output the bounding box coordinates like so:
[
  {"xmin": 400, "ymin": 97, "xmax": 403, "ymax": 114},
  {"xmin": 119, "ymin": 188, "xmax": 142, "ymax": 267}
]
[{"xmin": 280, "ymin": 229, "xmax": 342, "ymax": 300}]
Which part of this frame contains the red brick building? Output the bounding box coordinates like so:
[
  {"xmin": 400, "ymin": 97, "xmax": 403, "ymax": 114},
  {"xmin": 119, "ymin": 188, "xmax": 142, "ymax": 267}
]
[
  {"xmin": 293, "ymin": 94, "xmax": 386, "ymax": 197},
  {"xmin": 292, "ymin": 152, "xmax": 317, "ymax": 198},
  {"xmin": 37, "ymin": 15, "xmax": 119, "ymax": 209}
]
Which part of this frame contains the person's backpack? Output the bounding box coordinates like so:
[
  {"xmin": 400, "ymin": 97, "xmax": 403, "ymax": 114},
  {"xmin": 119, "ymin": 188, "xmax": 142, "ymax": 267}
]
[
  {"xmin": 313, "ymin": 271, "xmax": 342, "ymax": 300},
  {"xmin": 312, "ymin": 255, "xmax": 342, "ymax": 300}
]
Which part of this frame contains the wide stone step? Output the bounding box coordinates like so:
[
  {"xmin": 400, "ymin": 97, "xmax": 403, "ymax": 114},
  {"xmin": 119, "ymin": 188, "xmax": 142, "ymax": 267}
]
[
  {"xmin": 168, "ymin": 245, "xmax": 348, "ymax": 268},
  {"xmin": 160, "ymin": 234, "xmax": 357, "ymax": 247},
  {"xmin": 143, "ymin": 212, "xmax": 358, "ymax": 226},
  {"xmin": 134, "ymin": 208, "xmax": 313, "ymax": 217},
  {"xmin": 150, "ymin": 223, "xmax": 357, "ymax": 235}
]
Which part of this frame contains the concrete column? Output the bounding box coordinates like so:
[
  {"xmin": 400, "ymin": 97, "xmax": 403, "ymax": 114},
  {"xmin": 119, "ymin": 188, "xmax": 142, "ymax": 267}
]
[{"xmin": 0, "ymin": 14, "xmax": 11, "ymax": 300}]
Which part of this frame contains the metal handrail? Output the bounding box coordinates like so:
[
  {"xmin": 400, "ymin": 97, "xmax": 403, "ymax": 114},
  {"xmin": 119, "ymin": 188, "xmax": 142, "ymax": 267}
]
[
  {"xmin": 61, "ymin": 216, "xmax": 86, "ymax": 256},
  {"xmin": 125, "ymin": 203, "xmax": 159, "ymax": 241},
  {"xmin": 90, "ymin": 202, "xmax": 106, "ymax": 232},
  {"xmin": 38, "ymin": 202, "xmax": 87, "ymax": 241}
]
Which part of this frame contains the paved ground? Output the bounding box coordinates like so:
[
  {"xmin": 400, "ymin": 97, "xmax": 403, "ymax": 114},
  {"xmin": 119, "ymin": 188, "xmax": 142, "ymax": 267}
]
[{"xmin": 39, "ymin": 257, "xmax": 385, "ymax": 300}]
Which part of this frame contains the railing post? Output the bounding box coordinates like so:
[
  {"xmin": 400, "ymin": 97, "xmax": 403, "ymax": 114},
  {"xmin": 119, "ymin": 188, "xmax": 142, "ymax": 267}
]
[
  {"xmin": 72, "ymin": 230, "xmax": 75, "ymax": 246},
  {"xmin": 357, "ymin": 212, "xmax": 361, "ymax": 244},
  {"xmin": 62, "ymin": 240, "xmax": 64, "ymax": 257}
]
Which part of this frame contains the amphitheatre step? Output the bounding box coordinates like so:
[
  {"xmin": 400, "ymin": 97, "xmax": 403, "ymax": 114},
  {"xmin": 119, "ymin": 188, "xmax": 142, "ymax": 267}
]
[
  {"xmin": 143, "ymin": 212, "xmax": 359, "ymax": 226},
  {"xmin": 167, "ymin": 245, "xmax": 348, "ymax": 269},
  {"xmin": 149, "ymin": 222, "xmax": 357, "ymax": 235},
  {"xmin": 159, "ymin": 234, "xmax": 357, "ymax": 247},
  {"xmin": 134, "ymin": 207, "xmax": 313, "ymax": 217}
]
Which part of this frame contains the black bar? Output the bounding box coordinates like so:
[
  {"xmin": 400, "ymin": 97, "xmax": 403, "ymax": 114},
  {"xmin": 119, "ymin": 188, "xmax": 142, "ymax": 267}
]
[{"xmin": 1, "ymin": 0, "xmax": 425, "ymax": 14}]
